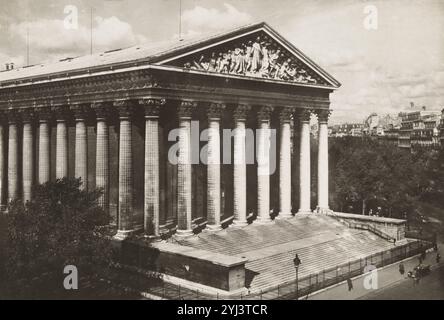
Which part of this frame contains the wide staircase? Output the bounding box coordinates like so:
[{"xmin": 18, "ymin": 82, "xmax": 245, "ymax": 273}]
[{"xmin": 175, "ymin": 214, "xmax": 408, "ymax": 292}]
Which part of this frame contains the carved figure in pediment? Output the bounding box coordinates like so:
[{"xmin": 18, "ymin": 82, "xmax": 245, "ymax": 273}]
[
  {"xmin": 244, "ymin": 41, "xmax": 253, "ymax": 71},
  {"xmin": 260, "ymin": 42, "xmax": 270, "ymax": 73},
  {"xmin": 232, "ymin": 47, "xmax": 244, "ymax": 74},
  {"xmin": 251, "ymin": 36, "xmax": 262, "ymax": 72},
  {"xmin": 209, "ymin": 52, "xmax": 217, "ymax": 71}
]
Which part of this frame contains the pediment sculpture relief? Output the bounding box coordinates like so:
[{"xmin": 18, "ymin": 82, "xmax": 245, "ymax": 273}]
[{"xmin": 171, "ymin": 32, "xmax": 327, "ymax": 85}]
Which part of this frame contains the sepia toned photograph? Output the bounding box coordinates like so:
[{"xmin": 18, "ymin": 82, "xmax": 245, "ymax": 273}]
[{"xmin": 0, "ymin": 0, "xmax": 443, "ymax": 307}]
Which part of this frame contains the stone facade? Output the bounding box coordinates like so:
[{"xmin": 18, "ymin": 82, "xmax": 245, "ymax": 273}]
[{"xmin": 0, "ymin": 22, "xmax": 340, "ymax": 239}]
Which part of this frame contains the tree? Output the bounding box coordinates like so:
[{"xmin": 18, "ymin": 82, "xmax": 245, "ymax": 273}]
[
  {"xmin": 0, "ymin": 178, "xmax": 112, "ymax": 299},
  {"xmin": 329, "ymin": 137, "xmax": 432, "ymax": 217}
]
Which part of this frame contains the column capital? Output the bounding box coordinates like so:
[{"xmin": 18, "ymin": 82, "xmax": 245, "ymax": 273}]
[
  {"xmin": 256, "ymin": 105, "xmax": 274, "ymax": 122},
  {"xmin": 207, "ymin": 102, "xmax": 226, "ymax": 120},
  {"xmin": 177, "ymin": 101, "xmax": 197, "ymax": 119},
  {"xmin": 233, "ymin": 104, "xmax": 251, "ymax": 121},
  {"xmin": 315, "ymin": 109, "xmax": 332, "ymax": 123},
  {"xmin": 36, "ymin": 107, "xmax": 53, "ymax": 123},
  {"xmin": 114, "ymin": 100, "xmax": 134, "ymax": 119},
  {"xmin": 296, "ymin": 108, "xmax": 312, "ymax": 122},
  {"xmin": 91, "ymin": 102, "xmax": 112, "ymax": 120},
  {"xmin": 139, "ymin": 98, "xmax": 165, "ymax": 118},
  {"xmin": 18, "ymin": 108, "xmax": 35, "ymax": 123},
  {"xmin": 52, "ymin": 105, "xmax": 72, "ymax": 122},
  {"xmin": 278, "ymin": 107, "xmax": 294, "ymax": 123},
  {"xmin": 70, "ymin": 103, "xmax": 90, "ymax": 121},
  {"xmin": 6, "ymin": 110, "xmax": 20, "ymax": 124}
]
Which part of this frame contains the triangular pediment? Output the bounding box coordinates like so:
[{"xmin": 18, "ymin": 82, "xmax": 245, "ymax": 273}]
[{"xmin": 156, "ymin": 23, "xmax": 340, "ymax": 88}]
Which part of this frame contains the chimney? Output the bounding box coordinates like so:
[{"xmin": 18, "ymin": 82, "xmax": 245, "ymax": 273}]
[
  {"xmin": 5, "ymin": 63, "xmax": 9, "ymax": 71},
  {"xmin": 422, "ymin": 106, "xmax": 426, "ymax": 111},
  {"xmin": 410, "ymin": 102, "xmax": 414, "ymax": 109},
  {"xmin": 10, "ymin": 62, "xmax": 14, "ymax": 70}
]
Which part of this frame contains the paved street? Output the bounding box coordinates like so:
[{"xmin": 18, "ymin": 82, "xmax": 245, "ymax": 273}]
[
  {"xmin": 362, "ymin": 264, "xmax": 444, "ymax": 300},
  {"xmin": 308, "ymin": 245, "xmax": 444, "ymax": 300}
]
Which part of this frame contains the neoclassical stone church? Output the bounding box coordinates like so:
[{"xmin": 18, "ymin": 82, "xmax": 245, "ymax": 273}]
[
  {"xmin": 0, "ymin": 22, "xmax": 339, "ymax": 238},
  {"xmin": 0, "ymin": 22, "xmax": 420, "ymax": 296}
]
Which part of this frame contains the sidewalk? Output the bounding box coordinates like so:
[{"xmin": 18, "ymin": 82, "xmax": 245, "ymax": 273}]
[{"xmin": 307, "ymin": 245, "xmax": 443, "ymax": 300}]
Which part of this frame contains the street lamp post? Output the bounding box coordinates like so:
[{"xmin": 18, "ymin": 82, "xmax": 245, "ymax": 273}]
[{"xmin": 293, "ymin": 254, "xmax": 301, "ymax": 299}]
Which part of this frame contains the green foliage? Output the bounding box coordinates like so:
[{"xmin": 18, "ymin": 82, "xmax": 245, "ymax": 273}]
[
  {"xmin": 0, "ymin": 178, "xmax": 112, "ymax": 299},
  {"xmin": 329, "ymin": 137, "xmax": 444, "ymax": 218}
]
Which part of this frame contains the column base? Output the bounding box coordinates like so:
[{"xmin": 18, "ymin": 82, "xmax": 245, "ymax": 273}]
[
  {"xmin": 255, "ymin": 215, "xmax": 273, "ymax": 224},
  {"xmin": 297, "ymin": 209, "xmax": 312, "ymax": 215},
  {"xmin": 143, "ymin": 234, "xmax": 161, "ymax": 241},
  {"xmin": 113, "ymin": 229, "xmax": 137, "ymax": 240},
  {"xmin": 276, "ymin": 212, "xmax": 294, "ymax": 219},
  {"xmin": 174, "ymin": 229, "xmax": 194, "ymax": 238},
  {"xmin": 232, "ymin": 219, "xmax": 248, "ymax": 227},
  {"xmin": 315, "ymin": 207, "xmax": 332, "ymax": 214},
  {"xmin": 205, "ymin": 224, "xmax": 222, "ymax": 232}
]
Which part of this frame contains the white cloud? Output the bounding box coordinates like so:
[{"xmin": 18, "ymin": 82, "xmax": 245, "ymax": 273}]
[
  {"xmin": 182, "ymin": 3, "xmax": 252, "ymax": 35},
  {"xmin": 9, "ymin": 16, "xmax": 147, "ymax": 64}
]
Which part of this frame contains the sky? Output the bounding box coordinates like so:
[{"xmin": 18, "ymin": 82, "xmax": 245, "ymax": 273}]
[{"xmin": 0, "ymin": 0, "xmax": 443, "ymax": 124}]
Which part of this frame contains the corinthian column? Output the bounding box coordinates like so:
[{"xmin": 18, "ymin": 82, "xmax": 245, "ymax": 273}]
[
  {"xmin": 92, "ymin": 103, "xmax": 110, "ymax": 212},
  {"xmin": 298, "ymin": 109, "xmax": 312, "ymax": 214},
  {"xmin": 232, "ymin": 104, "xmax": 250, "ymax": 227},
  {"xmin": 38, "ymin": 108, "xmax": 52, "ymax": 184},
  {"xmin": 140, "ymin": 98, "xmax": 165, "ymax": 239},
  {"xmin": 206, "ymin": 103, "xmax": 225, "ymax": 231},
  {"xmin": 54, "ymin": 106, "xmax": 70, "ymax": 179},
  {"xmin": 278, "ymin": 108, "xmax": 293, "ymax": 218},
  {"xmin": 72, "ymin": 104, "xmax": 88, "ymax": 190},
  {"xmin": 316, "ymin": 109, "xmax": 331, "ymax": 214},
  {"xmin": 176, "ymin": 101, "xmax": 196, "ymax": 237},
  {"xmin": 7, "ymin": 111, "xmax": 19, "ymax": 202},
  {"xmin": 114, "ymin": 100, "xmax": 135, "ymax": 240},
  {"xmin": 0, "ymin": 112, "xmax": 6, "ymax": 207},
  {"xmin": 21, "ymin": 110, "xmax": 34, "ymax": 202},
  {"xmin": 256, "ymin": 106, "xmax": 273, "ymax": 223}
]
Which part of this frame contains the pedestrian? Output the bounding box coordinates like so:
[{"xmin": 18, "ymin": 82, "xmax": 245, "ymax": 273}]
[
  {"xmin": 437, "ymin": 253, "xmax": 441, "ymax": 264},
  {"xmin": 347, "ymin": 277, "xmax": 353, "ymax": 291},
  {"xmin": 419, "ymin": 255, "xmax": 423, "ymax": 265},
  {"xmin": 399, "ymin": 262, "xmax": 405, "ymax": 275},
  {"xmin": 421, "ymin": 250, "xmax": 426, "ymax": 261}
]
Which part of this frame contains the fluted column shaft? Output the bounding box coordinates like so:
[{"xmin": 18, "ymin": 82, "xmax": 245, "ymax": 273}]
[
  {"xmin": 206, "ymin": 103, "xmax": 224, "ymax": 230},
  {"xmin": 115, "ymin": 102, "xmax": 134, "ymax": 239},
  {"xmin": 22, "ymin": 113, "xmax": 34, "ymax": 202},
  {"xmin": 176, "ymin": 102, "xmax": 195, "ymax": 237},
  {"xmin": 8, "ymin": 113, "xmax": 18, "ymax": 202},
  {"xmin": 93, "ymin": 105, "xmax": 109, "ymax": 212},
  {"xmin": 256, "ymin": 106, "xmax": 273, "ymax": 223},
  {"xmin": 0, "ymin": 120, "xmax": 4, "ymax": 206},
  {"xmin": 298, "ymin": 110, "xmax": 311, "ymax": 213},
  {"xmin": 316, "ymin": 110, "xmax": 330, "ymax": 213},
  {"xmin": 140, "ymin": 98, "xmax": 164, "ymax": 238},
  {"xmin": 279, "ymin": 109, "xmax": 292, "ymax": 218},
  {"xmin": 72, "ymin": 105, "xmax": 88, "ymax": 190},
  {"xmin": 232, "ymin": 105, "xmax": 250, "ymax": 227},
  {"xmin": 55, "ymin": 107, "xmax": 69, "ymax": 179},
  {"xmin": 38, "ymin": 109, "xmax": 51, "ymax": 184}
]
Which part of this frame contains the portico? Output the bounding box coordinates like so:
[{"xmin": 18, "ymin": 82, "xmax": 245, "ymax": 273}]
[{"xmin": 0, "ymin": 22, "xmax": 340, "ymax": 238}]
